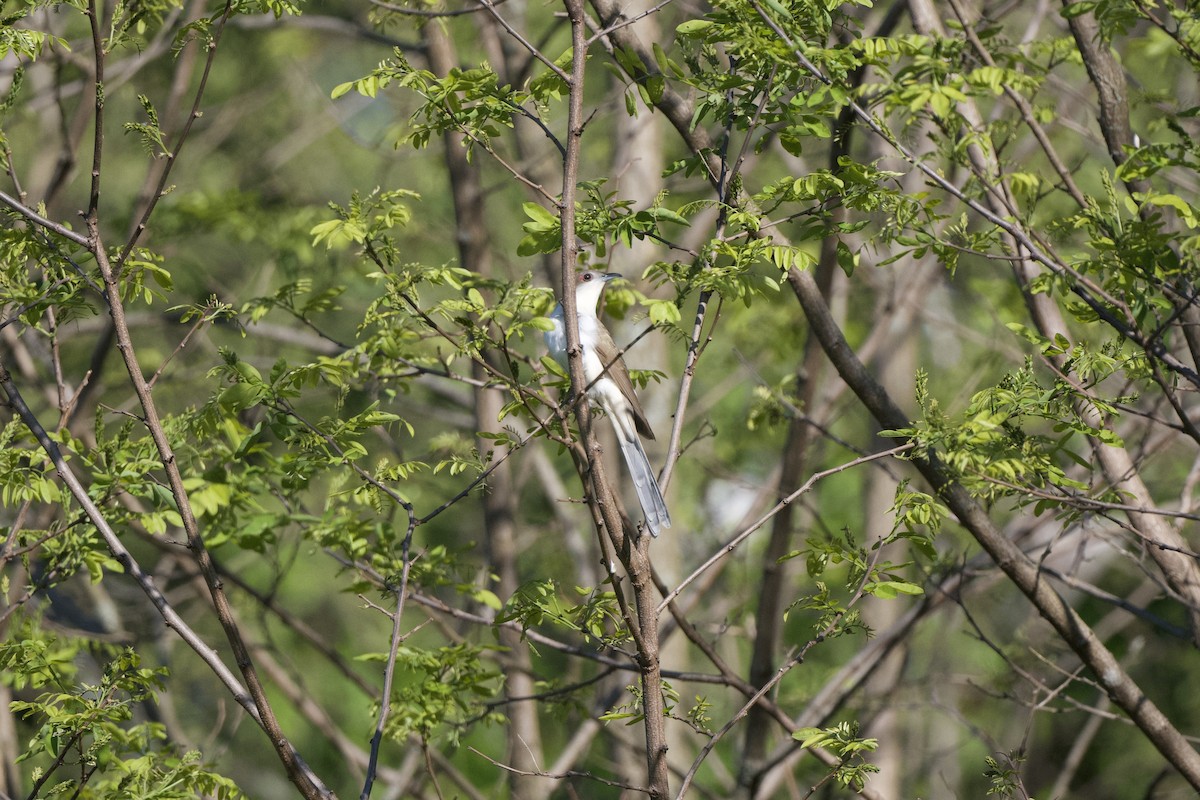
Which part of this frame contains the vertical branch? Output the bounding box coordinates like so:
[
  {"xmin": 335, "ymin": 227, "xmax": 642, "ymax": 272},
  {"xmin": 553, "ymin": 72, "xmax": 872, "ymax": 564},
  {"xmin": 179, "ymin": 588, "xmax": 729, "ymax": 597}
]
[
  {"xmin": 85, "ymin": 0, "xmax": 105, "ymax": 220},
  {"xmin": 737, "ymin": 300, "xmax": 827, "ymax": 797},
  {"xmin": 360, "ymin": 559, "xmax": 411, "ymax": 800},
  {"xmin": 1060, "ymin": 0, "xmax": 1142, "ymax": 178},
  {"xmin": 557, "ymin": 0, "xmax": 633, "ymax": 580},
  {"xmin": 561, "ymin": 1, "xmax": 669, "ymax": 795},
  {"xmin": 84, "ymin": 0, "xmax": 106, "ymax": 220}
]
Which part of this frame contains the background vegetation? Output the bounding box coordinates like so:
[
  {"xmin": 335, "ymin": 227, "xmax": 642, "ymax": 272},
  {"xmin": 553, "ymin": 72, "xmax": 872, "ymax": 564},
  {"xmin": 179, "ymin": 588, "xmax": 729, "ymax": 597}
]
[{"xmin": 3, "ymin": 0, "xmax": 1200, "ymax": 797}]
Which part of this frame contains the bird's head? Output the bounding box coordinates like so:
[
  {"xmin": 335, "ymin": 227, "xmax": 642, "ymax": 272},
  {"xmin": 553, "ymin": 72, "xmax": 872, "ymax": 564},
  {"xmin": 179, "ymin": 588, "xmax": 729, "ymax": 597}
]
[{"xmin": 574, "ymin": 269, "xmax": 620, "ymax": 309}]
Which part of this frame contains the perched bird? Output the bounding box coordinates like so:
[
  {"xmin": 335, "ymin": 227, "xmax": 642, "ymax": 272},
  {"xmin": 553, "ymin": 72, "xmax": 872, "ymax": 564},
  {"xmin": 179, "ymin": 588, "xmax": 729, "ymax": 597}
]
[{"xmin": 545, "ymin": 270, "xmax": 671, "ymax": 536}]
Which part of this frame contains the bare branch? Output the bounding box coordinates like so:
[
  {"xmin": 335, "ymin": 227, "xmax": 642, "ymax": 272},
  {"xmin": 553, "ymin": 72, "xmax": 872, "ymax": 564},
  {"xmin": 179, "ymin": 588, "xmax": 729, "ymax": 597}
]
[
  {"xmin": 468, "ymin": 746, "xmax": 651, "ymax": 794},
  {"xmin": 657, "ymin": 445, "xmax": 912, "ymax": 614},
  {"xmin": 0, "ymin": 190, "xmax": 89, "ymax": 247}
]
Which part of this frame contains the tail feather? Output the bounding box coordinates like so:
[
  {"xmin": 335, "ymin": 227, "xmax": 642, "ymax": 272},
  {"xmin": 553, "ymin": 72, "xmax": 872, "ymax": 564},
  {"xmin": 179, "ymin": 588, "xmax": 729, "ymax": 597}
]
[{"xmin": 617, "ymin": 434, "xmax": 672, "ymax": 537}]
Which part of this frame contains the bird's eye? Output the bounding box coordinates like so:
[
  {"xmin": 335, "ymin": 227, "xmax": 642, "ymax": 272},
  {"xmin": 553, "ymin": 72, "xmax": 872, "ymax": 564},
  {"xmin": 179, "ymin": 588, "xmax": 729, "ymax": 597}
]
[{"xmin": 581, "ymin": 272, "xmax": 593, "ymax": 282}]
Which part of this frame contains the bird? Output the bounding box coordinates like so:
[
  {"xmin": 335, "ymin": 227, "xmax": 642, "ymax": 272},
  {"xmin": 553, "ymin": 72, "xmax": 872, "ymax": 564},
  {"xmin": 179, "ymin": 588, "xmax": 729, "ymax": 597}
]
[{"xmin": 545, "ymin": 270, "xmax": 672, "ymax": 536}]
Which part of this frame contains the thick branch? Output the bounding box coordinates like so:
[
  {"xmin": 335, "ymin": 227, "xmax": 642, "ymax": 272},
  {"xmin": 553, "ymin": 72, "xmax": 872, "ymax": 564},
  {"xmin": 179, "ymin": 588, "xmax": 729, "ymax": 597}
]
[
  {"xmin": 906, "ymin": 0, "xmax": 1200, "ymax": 645},
  {"xmin": 1061, "ymin": 0, "xmax": 1141, "ymax": 174},
  {"xmin": 785, "ymin": 263, "xmax": 1200, "ymax": 790}
]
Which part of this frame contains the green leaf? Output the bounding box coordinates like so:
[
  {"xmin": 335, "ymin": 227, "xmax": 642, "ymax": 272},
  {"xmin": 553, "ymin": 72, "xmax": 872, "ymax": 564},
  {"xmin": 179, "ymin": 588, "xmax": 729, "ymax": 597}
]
[
  {"xmin": 218, "ymin": 382, "xmax": 265, "ymax": 412},
  {"xmin": 522, "ymin": 202, "xmax": 558, "ymax": 229},
  {"xmin": 836, "ymin": 241, "xmax": 857, "ymax": 277},
  {"xmin": 1059, "ymin": 1, "xmax": 1097, "ymax": 18},
  {"xmin": 675, "ymin": 19, "xmax": 715, "ymax": 37},
  {"xmin": 760, "ymin": 0, "xmax": 793, "ymax": 20},
  {"xmin": 474, "ymin": 589, "xmax": 502, "ymax": 610},
  {"xmin": 869, "ymin": 580, "xmax": 924, "ymax": 599},
  {"xmin": 793, "ymin": 726, "xmax": 823, "ymax": 743},
  {"xmin": 647, "ymin": 300, "xmax": 681, "ymax": 325},
  {"xmin": 645, "ymin": 206, "xmax": 689, "ymax": 226}
]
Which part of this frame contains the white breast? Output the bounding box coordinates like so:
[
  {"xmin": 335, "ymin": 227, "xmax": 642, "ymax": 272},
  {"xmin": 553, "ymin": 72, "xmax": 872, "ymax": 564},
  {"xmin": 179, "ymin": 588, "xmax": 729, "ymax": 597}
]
[{"xmin": 546, "ymin": 305, "xmax": 605, "ymax": 386}]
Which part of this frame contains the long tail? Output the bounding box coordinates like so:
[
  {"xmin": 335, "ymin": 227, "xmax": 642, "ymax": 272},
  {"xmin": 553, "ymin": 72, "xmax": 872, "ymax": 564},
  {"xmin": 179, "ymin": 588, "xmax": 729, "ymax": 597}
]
[{"xmin": 616, "ymin": 434, "xmax": 672, "ymax": 537}]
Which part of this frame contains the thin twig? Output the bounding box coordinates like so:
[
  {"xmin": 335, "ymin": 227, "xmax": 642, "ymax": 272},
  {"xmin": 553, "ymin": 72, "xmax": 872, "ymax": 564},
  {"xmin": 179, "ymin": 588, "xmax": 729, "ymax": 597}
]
[
  {"xmin": 118, "ymin": 1, "xmax": 235, "ymax": 265},
  {"xmin": 657, "ymin": 444, "xmax": 912, "ymax": 614},
  {"xmin": 468, "ymin": 746, "xmax": 650, "ymax": 793},
  {"xmin": 0, "ymin": 190, "xmax": 89, "ymax": 247},
  {"xmin": 369, "ymin": 0, "xmax": 502, "ymax": 17},
  {"xmin": 585, "ymin": 0, "xmax": 677, "ymax": 44},
  {"xmin": 360, "ymin": 553, "xmax": 413, "ymax": 800},
  {"xmin": 475, "ymin": 0, "xmax": 570, "ymax": 83}
]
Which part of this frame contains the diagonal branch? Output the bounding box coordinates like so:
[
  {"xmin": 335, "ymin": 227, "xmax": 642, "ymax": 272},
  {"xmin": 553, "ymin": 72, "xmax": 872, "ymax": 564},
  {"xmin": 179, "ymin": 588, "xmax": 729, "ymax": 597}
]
[
  {"xmin": 0, "ymin": 190, "xmax": 89, "ymax": 247},
  {"xmin": 0, "ymin": 363, "xmax": 260, "ymax": 726},
  {"xmin": 78, "ymin": 2, "xmax": 331, "ymax": 792}
]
